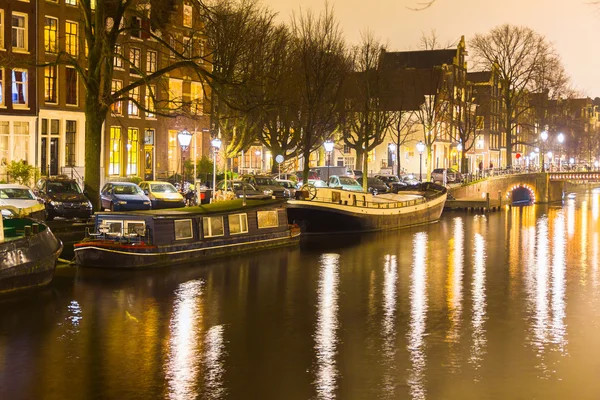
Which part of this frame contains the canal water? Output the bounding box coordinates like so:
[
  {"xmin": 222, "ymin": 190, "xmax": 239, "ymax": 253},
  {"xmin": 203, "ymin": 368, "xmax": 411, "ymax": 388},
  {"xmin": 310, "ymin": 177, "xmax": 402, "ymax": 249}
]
[{"xmin": 2, "ymin": 190, "xmax": 600, "ymax": 399}]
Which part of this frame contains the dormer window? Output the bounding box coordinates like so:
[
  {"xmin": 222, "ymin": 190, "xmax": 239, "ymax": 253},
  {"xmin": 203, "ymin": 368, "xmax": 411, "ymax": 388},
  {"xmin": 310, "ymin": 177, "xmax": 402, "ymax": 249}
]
[{"xmin": 131, "ymin": 16, "xmax": 142, "ymax": 39}]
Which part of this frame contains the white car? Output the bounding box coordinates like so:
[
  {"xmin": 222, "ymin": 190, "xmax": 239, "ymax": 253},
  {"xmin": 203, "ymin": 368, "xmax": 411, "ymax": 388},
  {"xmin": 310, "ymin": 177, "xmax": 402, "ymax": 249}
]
[{"xmin": 0, "ymin": 184, "xmax": 46, "ymax": 219}]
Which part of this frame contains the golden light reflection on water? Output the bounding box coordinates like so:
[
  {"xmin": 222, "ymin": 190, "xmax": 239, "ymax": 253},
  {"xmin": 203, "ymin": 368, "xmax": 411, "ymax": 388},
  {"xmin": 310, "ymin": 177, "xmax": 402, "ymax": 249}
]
[
  {"xmin": 581, "ymin": 201, "xmax": 588, "ymax": 285},
  {"xmin": 381, "ymin": 254, "xmax": 398, "ymax": 396},
  {"xmin": 567, "ymin": 198, "xmax": 576, "ymax": 237},
  {"xmin": 470, "ymin": 217, "xmax": 487, "ymax": 371},
  {"xmin": 532, "ymin": 216, "xmax": 550, "ymax": 370},
  {"xmin": 551, "ymin": 212, "xmax": 567, "ymax": 352},
  {"xmin": 203, "ymin": 325, "xmax": 226, "ymax": 399},
  {"xmin": 445, "ymin": 217, "xmax": 464, "ymax": 373},
  {"xmin": 407, "ymin": 232, "xmax": 428, "ymax": 400},
  {"xmin": 313, "ymin": 253, "xmax": 340, "ymax": 400},
  {"xmin": 166, "ymin": 280, "xmax": 204, "ymax": 400}
]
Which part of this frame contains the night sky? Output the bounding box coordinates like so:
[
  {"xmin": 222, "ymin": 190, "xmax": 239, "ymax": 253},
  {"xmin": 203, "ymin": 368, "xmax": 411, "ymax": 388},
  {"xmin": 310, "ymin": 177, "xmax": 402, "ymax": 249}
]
[{"xmin": 262, "ymin": 0, "xmax": 600, "ymax": 96}]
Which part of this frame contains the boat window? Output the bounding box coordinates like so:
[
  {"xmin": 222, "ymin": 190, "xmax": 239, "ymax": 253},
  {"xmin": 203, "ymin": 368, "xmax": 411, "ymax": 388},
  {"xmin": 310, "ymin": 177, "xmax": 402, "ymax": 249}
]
[
  {"xmin": 257, "ymin": 210, "xmax": 278, "ymax": 229},
  {"xmin": 125, "ymin": 220, "xmax": 145, "ymax": 236},
  {"xmin": 228, "ymin": 213, "xmax": 248, "ymax": 234},
  {"xmin": 202, "ymin": 216, "xmax": 224, "ymax": 238},
  {"xmin": 174, "ymin": 219, "xmax": 194, "ymax": 240},
  {"xmin": 101, "ymin": 220, "xmax": 123, "ymax": 236}
]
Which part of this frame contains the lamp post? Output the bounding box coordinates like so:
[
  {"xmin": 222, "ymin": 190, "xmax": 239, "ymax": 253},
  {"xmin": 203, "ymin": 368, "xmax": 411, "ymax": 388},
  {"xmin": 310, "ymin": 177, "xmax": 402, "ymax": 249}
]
[
  {"xmin": 416, "ymin": 141, "xmax": 425, "ymax": 182},
  {"xmin": 540, "ymin": 130, "xmax": 548, "ymax": 172},
  {"xmin": 569, "ymin": 157, "xmax": 575, "ymax": 170},
  {"xmin": 595, "ymin": 160, "xmax": 599, "ymax": 171},
  {"xmin": 324, "ymin": 140, "xmax": 334, "ymax": 184},
  {"xmin": 557, "ymin": 132, "xmax": 564, "ymax": 171},
  {"xmin": 210, "ymin": 137, "xmax": 221, "ymax": 202},
  {"xmin": 547, "ymin": 151, "xmax": 553, "ymax": 170},
  {"xmin": 388, "ymin": 143, "xmax": 397, "ymax": 176},
  {"xmin": 177, "ymin": 129, "xmax": 192, "ymax": 189}
]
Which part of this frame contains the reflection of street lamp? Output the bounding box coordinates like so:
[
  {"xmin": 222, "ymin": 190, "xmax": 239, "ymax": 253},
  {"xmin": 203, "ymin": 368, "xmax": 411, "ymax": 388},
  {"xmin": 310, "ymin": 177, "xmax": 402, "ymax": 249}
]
[
  {"xmin": 416, "ymin": 141, "xmax": 426, "ymax": 182},
  {"xmin": 540, "ymin": 130, "xmax": 548, "ymax": 172},
  {"xmin": 324, "ymin": 140, "xmax": 334, "ymax": 184},
  {"xmin": 388, "ymin": 143, "xmax": 396, "ymax": 176},
  {"xmin": 177, "ymin": 129, "xmax": 192, "ymax": 188},
  {"xmin": 210, "ymin": 137, "xmax": 221, "ymax": 201},
  {"xmin": 557, "ymin": 132, "xmax": 565, "ymax": 171}
]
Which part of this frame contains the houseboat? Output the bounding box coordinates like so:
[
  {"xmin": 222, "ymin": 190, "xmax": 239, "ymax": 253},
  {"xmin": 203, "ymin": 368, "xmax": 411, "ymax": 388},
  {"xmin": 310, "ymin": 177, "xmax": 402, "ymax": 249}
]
[
  {"xmin": 0, "ymin": 207, "xmax": 63, "ymax": 295},
  {"xmin": 287, "ymin": 182, "xmax": 447, "ymax": 234},
  {"xmin": 74, "ymin": 199, "xmax": 301, "ymax": 268}
]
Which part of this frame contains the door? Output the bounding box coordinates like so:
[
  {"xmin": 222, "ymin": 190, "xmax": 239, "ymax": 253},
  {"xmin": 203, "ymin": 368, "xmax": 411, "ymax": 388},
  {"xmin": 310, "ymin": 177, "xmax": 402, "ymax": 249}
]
[
  {"xmin": 41, "ymin": 138, "xmax": 48, "ymax": 176},
  {"xmin": 50, "ymin": 138, "xmax": 59, "ymax": 176},
  {"xmin": 144, "ymin": 145, "xmax": 154, "ymax": 181}
]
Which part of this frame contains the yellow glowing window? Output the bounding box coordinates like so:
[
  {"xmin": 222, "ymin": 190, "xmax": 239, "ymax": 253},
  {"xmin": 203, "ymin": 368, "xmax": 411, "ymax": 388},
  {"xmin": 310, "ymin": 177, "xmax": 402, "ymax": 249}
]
[
  {"xmin": 44, "ymin": 17, "xmax": 57, "ymax": 53},
  {"xmin": 202, "ymin": 217, "xmax": 224, "ymax": 238},
  {"xmin": 145, "ymin": 85, "xmax": 156, "ymax": 118},
  {"xmin": 44, "ymin": 65, "xmax": 57, "ymax": 103},
  {"xmin": 109, "ymin": 126, "xmax": 121, "ymax": 175},
  {"xmin": 111, "ymin": 79, "xmax": 122, "ymax": 114},
  {"xmin": 65, "ymin": 21, "xmax": 78, "ymax": 56},
  {"xmin": 257, "ymin": 210, "xmax": 278, "ymax": 228},
  {"xmin": 127, "ymin": 128, "xmax": 138, "ymax": 176},
  {"xmin": 128, "ymin": 86, "xmax": 139, "ymax": 116}
]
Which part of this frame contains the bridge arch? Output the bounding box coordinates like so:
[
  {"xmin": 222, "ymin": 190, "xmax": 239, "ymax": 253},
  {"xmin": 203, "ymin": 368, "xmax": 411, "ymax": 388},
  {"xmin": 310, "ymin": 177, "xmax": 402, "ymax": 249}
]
[{"xmin": 506, "ymin": 184, "xmax": 536, "ymax": 204}]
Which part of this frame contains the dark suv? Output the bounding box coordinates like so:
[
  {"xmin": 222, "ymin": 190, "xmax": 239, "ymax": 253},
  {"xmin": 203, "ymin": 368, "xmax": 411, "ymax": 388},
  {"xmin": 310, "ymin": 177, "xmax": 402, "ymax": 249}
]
[
  {"xmin": 34, "ymin": 176, "xmax": 93, "ymax": 220},
  {"xmin": 239, "ymin": 175, "xmax": 290, "ymax": 198},
  {"xmin": 431, "ymin": 168, "xmax": 463, "ymax": 184}
]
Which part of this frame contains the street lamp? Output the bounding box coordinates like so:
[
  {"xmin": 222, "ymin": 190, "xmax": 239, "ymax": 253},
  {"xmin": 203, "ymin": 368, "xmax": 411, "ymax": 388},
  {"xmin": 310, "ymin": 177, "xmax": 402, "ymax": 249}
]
[
  {"xmin": 557, "ymin": 132, "xmax": 565, "ymax": 171},
  {"xmin": 456, "ymin": 141, "xmax": 463, "ymax": 173},
  {"xmin": 177, "ymin": 129, "xmax": 192, "ymax": 189},
  {"xmin": 255, "ymin": 149, "xmax": 261, "ymax": 171},
  {"xmin": 569, "ymin": 157, "xmax": 575, "ymax": 169},
  {"xmin": 540, "ymin": 130, "xmax": 548, "ymax": 172},
  {"xmin": 529, "ymin": 151, "xmax": 536, "ymax": 172},
  {"xmin": 210, "ymin": 137, "xmax": 221, "ymax": 202},
  {"xmin": 547, "ymin": 151, "xmax": 553, "ymax": 170},
  {"xmin": 595, "ymin": 160, "xmax": 599, "ymax": 171},
  {"xmin": 324, "ymin": 140, "xmax": 334, "ymax": 184},
  {"xmin": 388, "ymin": 143, "xmax": 396, "ymax": 176},
  {"xmin": 416, "ymin": 141, "xmax": 426, "ymax": 182}
]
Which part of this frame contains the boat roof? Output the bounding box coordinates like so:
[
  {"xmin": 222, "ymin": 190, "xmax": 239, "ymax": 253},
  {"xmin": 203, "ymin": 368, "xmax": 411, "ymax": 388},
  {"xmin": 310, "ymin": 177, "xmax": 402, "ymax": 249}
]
[{"xmin": 94, "ymin": 199, "xmax": 285, "ymax": 219}]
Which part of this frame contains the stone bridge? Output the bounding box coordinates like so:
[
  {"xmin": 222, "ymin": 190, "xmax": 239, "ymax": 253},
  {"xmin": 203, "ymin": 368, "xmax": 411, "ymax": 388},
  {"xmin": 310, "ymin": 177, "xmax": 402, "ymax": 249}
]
[{"xmin": 446, "ymin": 172, "xmax": 600, "ymax": 204}]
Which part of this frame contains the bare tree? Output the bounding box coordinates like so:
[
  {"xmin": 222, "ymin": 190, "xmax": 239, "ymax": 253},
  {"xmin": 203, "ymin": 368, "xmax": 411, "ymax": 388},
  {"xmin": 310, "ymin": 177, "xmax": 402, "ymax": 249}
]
[
  {"xmin": 449, "ymin": 85, "xmax": 483, "ymax": 173},
  {"xmin": 470, "ymin": 24, "xmax": 566, "ymax": 167},
  {"xmin": 290, "ymin": 4, "xmax": 349, "ymax": 184}
]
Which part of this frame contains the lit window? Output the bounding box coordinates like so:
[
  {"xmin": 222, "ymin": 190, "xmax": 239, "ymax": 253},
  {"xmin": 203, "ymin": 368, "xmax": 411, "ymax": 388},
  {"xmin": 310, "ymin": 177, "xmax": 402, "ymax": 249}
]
[
  {"xmin": 44, "ymin": 65, "xmax": 57, "ymax": 103},
  {"xmin": 190, "ymin": 81, "xmax": 203, "ymax": 114},
  {"xmin": 0, "ymin": 69, "xmax": 3, "ymax": 106},
  {"xmin": 66, "ymin": 67, "xmax": 78, "ymax": 105},
  {"xmin": 44, "ymin": 17, "xmax": 58, "ymax": 53},
  {"xmin": 168, "ymin": 78, "xmax": 182, "ymax": 109},
  {"xmin": 0, "ymin": 10, "xmax": 4, "ymax": 49},
  {"xmin": 183, "ymin": 4, "xmax": 193, "ymax": 27},
  {"xmin": 65, "ymin": 21, "xmax": 78, "ymax": 56},
  {"xmin": 228, "ymin": 213, "xmax": 248, "ymax": 234},
  {"xmin": 11, "ymin": 13, "xmax": 27, "ymax": 51},
  {"xmin": 257, "ymin": 210, "xmax": 278, "ymax": 228},
  {"xmin": 128, "ymin": 86, "xmax": 140, "ymax": 116},
  {"xmin": 130, "ymin": 16, "xmax": 141, "ymax": 39},
  {"xmin": 0, "ymin": 122, "xmax": 8, "ymax": 163},
  {"xmin": 12, "ymin": 69, "xmax": 27, "ymax": 106},
  {"xmin": 111, "ymin": 79, "xmax": 122, "ymax": 115},
  {"xmin": 202, "ymin": 217, "xmax": 224, "ymax": 238},
  {"xmin": 168, "ymin": 130, "xmax": 178, "ymax": 173},
  {"xmin": 126, "ymin": 128, "xmax": 138, "ymax": 175},
  {"xmin": 183, "ymin": 36, "xmax": 191, "ymax": 58},
  {"xmin": 65, "ymin": 121, "xmax": 76, "ymax": 166},
  {"xmin": 175, "ymin": 219, "xmax": 194, "ymax": 240},
  {"xmin": 146, "ymin": 50, "xmax": 157, "ymax": 73},
  {"xmin": 129, "ymin": 47, "xmax": 141, "ymax": 73},
  {"xmin": 65, "ymin": 0, "xmax": 77, "ymax": 5},
  {"xmin": 109, "ymin": 126, "xmax": 121, "ymax": 175},
  {"xmin": 145, "ymin": 85, "xmax": 156, "ymax": 118},
  {"xmin": 114, "ymin": 44, "xmax": 123, "ymax": 68}
]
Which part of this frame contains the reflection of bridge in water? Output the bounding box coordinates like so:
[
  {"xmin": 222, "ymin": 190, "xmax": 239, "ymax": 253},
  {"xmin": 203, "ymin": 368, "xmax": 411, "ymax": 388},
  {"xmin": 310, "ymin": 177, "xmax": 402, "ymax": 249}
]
[{"xmin": 449, "ymin": 171, "xmax": 600, "ymax": 205}]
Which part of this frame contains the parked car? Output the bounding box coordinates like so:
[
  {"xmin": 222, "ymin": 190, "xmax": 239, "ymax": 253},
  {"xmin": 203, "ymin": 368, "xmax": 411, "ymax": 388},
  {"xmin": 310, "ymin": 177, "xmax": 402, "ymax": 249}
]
[
  {"xmin": 0, "ymin": 184, "xmax": 47, "ymax": 220},
  {"xmin": 431, "ymin": 168, "xmax": 463, "ymax": 184},
  {"xmin": 328, "ymin": 175, "xmax": 363, "ymax": 191},
  {"xmin": 276, "ymin": 179, "xmax": 296, "ymax": 198},
  {"xmin": 239, "ymin": 175, "xmax": 290, "ymax": 198},
  {"xmin": 100, "ymin": 182, "xmax": 151, "ymax": 211},
  {"xmin": 352, "ymin": 170, "xmax": 363, "ymax": 179},
  {"xmin": 138, "ymin": 181, "xmax": 185, "ymax": 209},
  {"xmin": 357, "ymin": 176, "xmax": 389, "ymax": 194},
  {"xmin": 402, "ymin": 174, "xmax": 421, "ymax": 186},
  {"xmin": 215, "ymin": 180, "xmax": 270, "ymax": 199},
  {"xmin": 374, "ymin": 174, "xmax": 408, "ymax": 193},
  {"xmin": 34, "ymin": 176, "xmax": 93, "ymax": 220}
]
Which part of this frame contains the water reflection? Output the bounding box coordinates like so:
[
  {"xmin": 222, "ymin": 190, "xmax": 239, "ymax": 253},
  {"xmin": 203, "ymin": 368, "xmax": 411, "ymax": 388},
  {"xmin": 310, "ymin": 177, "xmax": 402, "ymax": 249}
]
[
  {"xmin": 166, "ymin": 279, "xmax": 204, "ymax": 400},
  {"xmin": 551, "ymin": 212, "xmax": 567, "ymax": 351},
  {"xmin": 471, "ymin": 218, "xmax": 487, "ymax": 370},
  {"xmin": 313, "ymin": 253, "xmax": 340, "ymax": 400},
  {"xmin": 445, "ymin": 217, "xmax": 464, "ymax": 372},
  {"xmin": 381, "ymin": 254, "xmax": 398, "ymax": 396},
  {"xmin": 407, "ymin": 232, "xmax": 428, "ymax": 400},
  {"xmin": 203, "ymin": 325, "xmax": 226, "ymax": 399},
  {"xmin": 581, "ymin": 201, "xmax": 588, "ymax": 284}
]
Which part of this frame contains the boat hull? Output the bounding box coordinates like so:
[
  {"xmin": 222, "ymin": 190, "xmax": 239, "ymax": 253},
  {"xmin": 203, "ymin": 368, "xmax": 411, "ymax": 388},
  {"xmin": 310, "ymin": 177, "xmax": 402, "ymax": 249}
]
[
  {"xmin": 0, "ymin": 228, "xmax": 63, "ymax": 295},
  {"xmin": 287, "ymin": 190, "xmax": 447, "ymax": 234},
  {"xmin": 75, "ymin": 230, "xmax": 300, "ymax": 269}
]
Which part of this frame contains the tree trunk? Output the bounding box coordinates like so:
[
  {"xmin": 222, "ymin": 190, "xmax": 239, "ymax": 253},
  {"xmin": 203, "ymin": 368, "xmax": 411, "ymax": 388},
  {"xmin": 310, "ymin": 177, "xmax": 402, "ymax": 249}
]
[
  {"xmin": 362, "ymin": 148, "xmax": 369, "ymax": 192},
  {"xmin": 302, "ymin": 149, "xmax": 311, "ymax": 186},
  {"xmin": 84, "ymin": 103, "xmax": 105, "ymax": 211}
]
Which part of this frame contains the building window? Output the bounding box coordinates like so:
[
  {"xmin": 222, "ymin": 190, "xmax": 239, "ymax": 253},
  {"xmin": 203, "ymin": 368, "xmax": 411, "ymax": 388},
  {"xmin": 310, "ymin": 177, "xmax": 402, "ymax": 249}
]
[
  {"xmin": 12, "ymin": 121, "xmax": 29, "ymax": 162},
  {"xmin": 183, "ymin": 36, "xmax": 191, "ymax": 58},
  {"xmin": 109, "ymin": 127, "xmax": 121, "ymax": 175},
  {"xmin": 11, "ymin": 13, "xmax": 27, "ymax": 51},
  {"xmin": 202, "ymin": 216, "xmax": 224, "ymax": 238},
  {"xmin": 168, "ymin": 130, "xmax": 178, "ymax": 173},
  {"xmin": 257, "ymin": 210, "xmax": 278, "ymax": 228},
  {"xmin": 183, "ymin": 4, "xmax": 193, "ymax": 28},
  {"xmin": 128, "ymin": 86, "xmax": 140, "ymax": 116},
  {"xmin": 0, "ymin": 122, "xmax": 8, "ymax": 164},
  {"xmin": 111, "ymin": 79, "xmax": 122, "ymax": 114},
  {"xmin": 145, "ymin": 85, "xmax": 156, "ymax": 118},
  {"xmin": 0, "ymin": 10, "xmax": 4, "ymax": 49},
  {"xmin": 65, "ymin": 67, "xmax": 78, "ymax": 105},
  {"xmin": 44, "ymin": 17, "xmax": 58, "ymax": 53},
  {"xmin": 228, "ymin": 213, "xmax": 248, "ymax": 234},
  {"xmin": 0, "ymin": 69, "xmax": 3, "ymax": 106},
  {"xmin": 126, "ymin": 128, "xmax": 138, "ymax": 175},
  {"xmin": 65, "ymin": 21, "xmax": 78, "ymax": 56},
  {"xmin": 168, "ymin": 78, "xmax": 183, "ymax": 109},
  {"xmin": 65, "ymin": 0, "xmax": 77, "ymax": 5},
  {"xmin": 12, "ymin": 69, "xmax": 27, "ymax": 106},
  {"xmin": 130, "ymin": 16, "xmax": 141, "ymax": 39},
  {"xmin": 129, "ymin": 47, "xmax": 141, "ymax": 73},
  {"xmin": 65, "ymin": 121, "xmax": 76, "ymax": 166},
  {"xmin": 175, "ymin": 219, "xmax": 194, "ymax": 240},
  {"xmin": 146, "ymin": 50, "xmax": 157, "ymax": 73},
  {"xmin": 190, "ymin": 81, "xmax": 203, "ymax": 114},
  {"xmin": 169, "ymin": 35, "xmax": 177, "ymax": 57},
  {"xmin": 44, "ymin": 65, "xmax": 57, "ymax": 103},
  {"xmin": 114, "ymin": 44, "xmax": 123, "ymax": 68}
]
